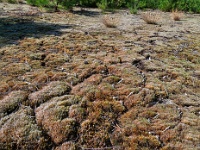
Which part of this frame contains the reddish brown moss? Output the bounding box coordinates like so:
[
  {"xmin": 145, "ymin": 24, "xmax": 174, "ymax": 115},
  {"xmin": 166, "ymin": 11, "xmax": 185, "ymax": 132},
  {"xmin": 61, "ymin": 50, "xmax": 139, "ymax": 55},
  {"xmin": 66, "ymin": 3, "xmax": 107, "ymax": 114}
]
[
  {"xmin": 0, "ymin": 106, "xmax": 48, "ymax": 149},
  {"xmin": 28, "ymin": 81, "xmax": 71, "ymax": 107}
]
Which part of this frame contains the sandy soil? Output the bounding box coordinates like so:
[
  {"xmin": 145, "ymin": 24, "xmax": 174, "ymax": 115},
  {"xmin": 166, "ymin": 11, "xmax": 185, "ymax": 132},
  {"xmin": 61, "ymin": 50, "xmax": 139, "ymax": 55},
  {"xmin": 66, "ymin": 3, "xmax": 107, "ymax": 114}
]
[{"xmin": 0, "ymin": 3, "xmax": 200, "ymax": 150}]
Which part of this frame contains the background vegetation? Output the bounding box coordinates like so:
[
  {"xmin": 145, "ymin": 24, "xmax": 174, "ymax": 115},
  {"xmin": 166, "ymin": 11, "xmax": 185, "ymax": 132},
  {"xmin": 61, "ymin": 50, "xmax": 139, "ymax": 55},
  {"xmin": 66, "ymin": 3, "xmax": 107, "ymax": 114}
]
[
  {"xmin": 1, "ymin": 0, "xmax": 200, "ymax": 13},
  {"xmin": 25, "ymin": 0, "xmax": 200, "ymax": 13}
]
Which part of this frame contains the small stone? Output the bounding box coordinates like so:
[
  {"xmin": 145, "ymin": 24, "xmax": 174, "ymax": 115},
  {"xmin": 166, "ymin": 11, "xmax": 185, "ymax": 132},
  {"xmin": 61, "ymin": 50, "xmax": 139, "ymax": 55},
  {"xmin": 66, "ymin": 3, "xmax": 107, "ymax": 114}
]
[{"xmin": 84, "ymin": 60, "xmax": 89, "ymax": 64}]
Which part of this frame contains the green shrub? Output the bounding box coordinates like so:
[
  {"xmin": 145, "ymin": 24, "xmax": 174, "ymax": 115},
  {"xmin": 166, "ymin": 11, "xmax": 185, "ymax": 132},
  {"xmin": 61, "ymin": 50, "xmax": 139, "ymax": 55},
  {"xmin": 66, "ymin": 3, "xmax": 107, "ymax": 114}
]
[
  {"xmin": 97, "ymin": 0, "xmax": 124, "ymax": 12},
  {"xmin": 158, "ymin": 0, "xmax": 171, "ymax": 11},
  {"xmin": 8, "ymin": 0, "xmax": 17, "ymax": 3},
  {"xmin": 24, "ymin": 0, "xmax": 200, "ymax": 13},
  {"xmin": 97, "ymin": 0, "xmax": 108, "ymax": 11},
  {"xmin": 60, "ymin": 0, "xmax": 77, "ymax": 10},
  {"xmin": 78, "ymin": 0, "xmax": 99, "ymax": 7},
  {"xmin": 26, "ymin": 0, "xmax": 76, "ymax": 11},
  {"xmin": 0, "ymin": 0, "xmax": 18, "ymax": 3},
  {"xmin": 127, "ymin": 0, "xmax": 139, "ymax": 14},
  {"xmin": 26, "ymin": 0, "xmax": 49, "ymax": 7}
]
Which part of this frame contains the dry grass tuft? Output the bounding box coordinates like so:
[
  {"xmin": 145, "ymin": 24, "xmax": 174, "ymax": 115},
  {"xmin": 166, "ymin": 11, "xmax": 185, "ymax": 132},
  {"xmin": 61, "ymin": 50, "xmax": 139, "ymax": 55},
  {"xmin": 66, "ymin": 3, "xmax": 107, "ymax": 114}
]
[
  {"xmin": 171, "ymin": 9, "xmax": 184, "ymax": 21},
  {"xmin": 141, "ymin": 12, "xmax": 160, "ymax": 25},
  {"xmin": 102, "ymin": 15, "xmax": 119, "ymax": 28}
]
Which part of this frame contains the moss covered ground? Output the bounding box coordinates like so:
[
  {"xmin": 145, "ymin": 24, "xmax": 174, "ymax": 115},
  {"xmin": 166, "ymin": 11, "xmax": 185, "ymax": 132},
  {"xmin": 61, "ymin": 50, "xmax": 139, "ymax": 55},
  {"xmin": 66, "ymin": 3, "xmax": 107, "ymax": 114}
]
[{"xmin": 0, "ymin": 3, "xmax": 200, "ymax": 150}]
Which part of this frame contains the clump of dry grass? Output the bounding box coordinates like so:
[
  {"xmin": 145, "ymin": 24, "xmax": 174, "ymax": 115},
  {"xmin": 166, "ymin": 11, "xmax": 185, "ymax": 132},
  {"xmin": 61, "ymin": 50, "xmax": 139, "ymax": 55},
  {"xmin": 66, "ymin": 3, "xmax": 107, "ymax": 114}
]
[
  {"xmin": 171, "ymin": 9, "xmax": 184, "ymax": 21},
  {"xmin": 102, "ymin": 15, "xmax": 119, "ymax": 28},
  {"xmin": 141, "ymin": 12, "xmax": 160, "ymax": 25}
]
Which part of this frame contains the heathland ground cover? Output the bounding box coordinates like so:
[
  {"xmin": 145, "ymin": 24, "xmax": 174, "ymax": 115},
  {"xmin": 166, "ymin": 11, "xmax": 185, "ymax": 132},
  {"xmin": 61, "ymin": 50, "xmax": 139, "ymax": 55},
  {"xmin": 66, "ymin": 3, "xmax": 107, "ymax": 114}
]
[{"xmin": 0, "ymin": 1, "xmax": 200, "ymax": 150}]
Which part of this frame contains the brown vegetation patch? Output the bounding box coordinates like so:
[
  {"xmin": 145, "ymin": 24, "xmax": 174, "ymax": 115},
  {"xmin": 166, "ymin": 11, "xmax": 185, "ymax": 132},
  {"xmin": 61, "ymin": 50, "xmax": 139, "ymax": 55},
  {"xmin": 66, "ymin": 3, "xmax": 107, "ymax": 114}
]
[
  {"xmin": 28, "ymin": 81, "xmax": 71, "ymax": 107},
  {"xmin": 80, "ymin": 100, "xmax": 125, "ymax": 148},
  {"xmin": 2, "ymin": 63, "xmax": 31, "ymax": 75},
  {"xmin": 35, "ymin": 95, "xmax": 85, "ymax": 145},
  {"xmin": 0, "ymin": 106, "xmax": 48, "ymax": 149},
  {"xmin": 0, "ymin": 90, "xmax": 28, "ymax": 118},
  {"xmin": 0, "ymin": 3, "xmax": 200, "ymax": 149}
]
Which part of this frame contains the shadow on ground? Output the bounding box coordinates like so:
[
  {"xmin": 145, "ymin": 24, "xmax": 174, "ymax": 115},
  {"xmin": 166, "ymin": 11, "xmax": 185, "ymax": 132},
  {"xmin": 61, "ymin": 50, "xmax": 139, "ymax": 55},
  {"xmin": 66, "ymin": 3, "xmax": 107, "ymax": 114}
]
[
  {"xmin": 72, "ymin": 8, "xmax": 101, "ymax": 17},
  {"xmin": 0, "ymin": 17, "xmax": 74, "ymax": 47}
]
